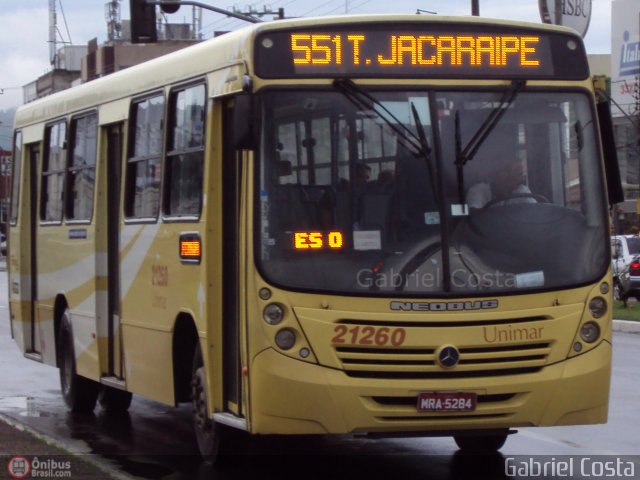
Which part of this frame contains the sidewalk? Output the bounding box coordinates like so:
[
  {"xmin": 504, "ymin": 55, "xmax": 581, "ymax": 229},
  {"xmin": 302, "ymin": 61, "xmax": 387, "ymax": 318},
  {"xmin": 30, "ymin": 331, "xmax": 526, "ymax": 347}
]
[
  {"xmin": 613, "ymin": 318, "xmax": 640, "ymax": 333},
  {"xmin": 0, "ymin": 413, "xmax": 129, "ymax": 480}
]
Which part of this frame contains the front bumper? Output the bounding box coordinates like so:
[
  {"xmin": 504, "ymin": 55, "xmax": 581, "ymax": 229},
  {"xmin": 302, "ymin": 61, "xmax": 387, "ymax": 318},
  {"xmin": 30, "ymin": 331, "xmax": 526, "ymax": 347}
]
[{"xmin": 249, "ymin": 340, "xmax": 611, "ymax": 435}]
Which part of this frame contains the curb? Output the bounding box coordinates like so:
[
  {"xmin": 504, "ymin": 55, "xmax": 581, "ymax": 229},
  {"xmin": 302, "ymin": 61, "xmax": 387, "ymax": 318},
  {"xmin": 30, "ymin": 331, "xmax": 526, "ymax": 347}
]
[
  {"xmin": 0, "ymin": 412, "xmax": 135, "ymax": 480},
  {"xmin": 613, "ymin": 319, "xmax": 640, "ymax": 334}
]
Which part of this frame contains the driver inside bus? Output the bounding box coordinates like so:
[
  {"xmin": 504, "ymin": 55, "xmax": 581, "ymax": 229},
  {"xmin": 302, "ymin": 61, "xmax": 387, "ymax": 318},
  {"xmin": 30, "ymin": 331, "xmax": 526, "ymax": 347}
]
[{"xmin": 466, "ymin": 157, "xmax": 534, "ymax": 212}]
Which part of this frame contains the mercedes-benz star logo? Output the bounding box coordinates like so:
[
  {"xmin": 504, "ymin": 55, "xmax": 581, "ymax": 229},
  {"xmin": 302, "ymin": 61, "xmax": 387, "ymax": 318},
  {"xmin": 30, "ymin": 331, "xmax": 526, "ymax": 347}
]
[{"xmin": 438, "ymin": 345, "xmax": 460, "ymax": 368}]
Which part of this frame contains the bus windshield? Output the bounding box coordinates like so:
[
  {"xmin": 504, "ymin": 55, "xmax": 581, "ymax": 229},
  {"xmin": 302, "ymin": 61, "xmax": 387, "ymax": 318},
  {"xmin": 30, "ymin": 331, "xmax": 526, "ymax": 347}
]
[{"xmin": 257, "ymin": 88, "xmax": 608, "ymax": 295}]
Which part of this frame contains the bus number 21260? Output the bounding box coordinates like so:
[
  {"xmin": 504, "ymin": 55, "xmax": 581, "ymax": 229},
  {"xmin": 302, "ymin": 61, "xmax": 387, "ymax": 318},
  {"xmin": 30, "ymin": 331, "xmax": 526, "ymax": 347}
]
[{"xmin": 332, "ymin": 325, "xmax": 406, "ymax": 347}]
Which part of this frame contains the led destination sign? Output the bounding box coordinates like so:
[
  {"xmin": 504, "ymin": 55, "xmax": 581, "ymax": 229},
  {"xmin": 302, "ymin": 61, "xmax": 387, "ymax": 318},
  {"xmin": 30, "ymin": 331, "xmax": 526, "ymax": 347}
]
[
  {"xmin": 255, "ymin": 24, "xmax": 589, "ymax": 79},
  {"xmin": 291, "ymin": 33, "xmax": 541, "ymax": 68}
]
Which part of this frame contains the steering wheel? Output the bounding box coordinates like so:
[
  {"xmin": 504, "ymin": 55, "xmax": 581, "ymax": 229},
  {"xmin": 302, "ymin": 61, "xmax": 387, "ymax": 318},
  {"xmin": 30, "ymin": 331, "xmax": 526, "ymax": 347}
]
[{"xmin": 481, "ymin": 192, "xmax": 549, "ymax": 210}]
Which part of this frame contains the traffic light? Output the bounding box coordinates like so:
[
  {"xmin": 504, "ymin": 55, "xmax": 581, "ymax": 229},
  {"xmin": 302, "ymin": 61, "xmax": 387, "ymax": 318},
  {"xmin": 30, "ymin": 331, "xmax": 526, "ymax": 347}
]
[
  {"xmin": 129, "ymin": 0, "xmax": 157, "ymax": 43},
  {"xmin": 159, "ymin": 0, "xmax": 180, "ymax": 14}
]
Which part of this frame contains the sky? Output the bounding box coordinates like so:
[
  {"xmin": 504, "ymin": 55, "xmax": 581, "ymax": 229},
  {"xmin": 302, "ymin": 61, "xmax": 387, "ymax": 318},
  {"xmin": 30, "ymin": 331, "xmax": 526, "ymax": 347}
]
[{"xmin": 0, "ymin": 0, "xmax": 614, "ymax": 112}]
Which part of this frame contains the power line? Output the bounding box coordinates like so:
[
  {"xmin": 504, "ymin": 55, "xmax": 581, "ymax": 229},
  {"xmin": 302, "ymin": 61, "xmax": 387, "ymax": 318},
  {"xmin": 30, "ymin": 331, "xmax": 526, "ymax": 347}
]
[
  {"xmin": 324, "ymin": 0, "xmax": 372, "ymax": 15},
  {"xmin": 300, "ymin": 0, "xmax": 338, "ymax": 17},
  {"xmin": 200, "ymin": 3, "xmax": 260, "ymax": 34},
  {"xmin": 57, "ymin": 0, "xmax": 73, "ymax": 44},
  {"xmin": 201, "ymin": 1, "xmax": 284, "ymax": 33},
  {"xmin": 0, "ymin": 87, "xmax": 22, "ymax": 96}
]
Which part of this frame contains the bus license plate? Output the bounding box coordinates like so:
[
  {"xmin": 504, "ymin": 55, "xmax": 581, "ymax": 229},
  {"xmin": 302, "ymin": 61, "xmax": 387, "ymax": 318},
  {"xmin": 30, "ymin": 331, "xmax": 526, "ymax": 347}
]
[{"xmin": 417, "ymin": 392, "xmax": 477, "ymax": 412}]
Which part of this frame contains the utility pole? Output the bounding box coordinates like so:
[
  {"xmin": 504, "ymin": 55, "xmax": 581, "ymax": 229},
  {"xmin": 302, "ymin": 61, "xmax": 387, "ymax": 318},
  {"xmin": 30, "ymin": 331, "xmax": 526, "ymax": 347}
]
[
  {"xmin": 555, "ymin": 0, "xmax": 562, "ymax": 25},
  {"xmin": 471, "ymin": 0, "xmax": 479, "ymax": 16},
  {"xmin": 49, "ymin": 0, "xmax": 57, "ymax": 65},
  {"xmin": 192, "ymin": 6, "xmax": 202, "ymax": 40}
]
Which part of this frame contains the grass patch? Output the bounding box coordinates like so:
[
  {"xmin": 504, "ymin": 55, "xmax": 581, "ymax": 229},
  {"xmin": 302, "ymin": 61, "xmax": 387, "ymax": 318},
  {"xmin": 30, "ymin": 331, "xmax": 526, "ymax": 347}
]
[{"xmin": 613, "ymin": 300, "xmax": 640, "ymax": 321}]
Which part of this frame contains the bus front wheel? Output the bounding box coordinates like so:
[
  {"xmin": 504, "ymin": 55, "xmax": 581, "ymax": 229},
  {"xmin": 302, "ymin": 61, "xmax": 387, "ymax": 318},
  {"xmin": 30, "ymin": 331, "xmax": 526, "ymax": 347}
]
[
  {"xmin": 191, "ymin": 342, "xmax": 220, "ymax": 460},
  {"xmin": 58, "ymin": 310, "xmax": 100, "ymax": 413},
  {"xmin": 453, "ymin": 431, "xmax": 508, "ymax": 453}
]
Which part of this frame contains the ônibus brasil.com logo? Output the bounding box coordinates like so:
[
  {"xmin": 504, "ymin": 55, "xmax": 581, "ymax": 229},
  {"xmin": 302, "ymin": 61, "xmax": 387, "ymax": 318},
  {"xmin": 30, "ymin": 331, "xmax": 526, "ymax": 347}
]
[
  {"xmin": 6, "ymin": 456, "xmax": 72, "ymax": 478},
  {"xmin": 6, "ymin": 456, "xmax": 30, "ymax": 479}
]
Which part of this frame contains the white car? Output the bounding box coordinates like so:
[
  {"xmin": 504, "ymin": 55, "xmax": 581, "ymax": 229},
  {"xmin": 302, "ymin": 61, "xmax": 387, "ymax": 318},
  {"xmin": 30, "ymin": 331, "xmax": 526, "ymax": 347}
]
[
  {"xmin": 611, "ymin": 235, "xmax": 640, "ymax": 301},
  {"xmin": 611, "ymin": 235, "xmax": 640, "ymax": 276}
]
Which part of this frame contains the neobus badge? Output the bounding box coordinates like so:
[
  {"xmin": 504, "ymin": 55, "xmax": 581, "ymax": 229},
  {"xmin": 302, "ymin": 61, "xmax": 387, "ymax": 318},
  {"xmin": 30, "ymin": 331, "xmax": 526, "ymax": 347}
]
[{"xmin": 390, "ymin": 300, "xmax": 499, "ymax": 311}]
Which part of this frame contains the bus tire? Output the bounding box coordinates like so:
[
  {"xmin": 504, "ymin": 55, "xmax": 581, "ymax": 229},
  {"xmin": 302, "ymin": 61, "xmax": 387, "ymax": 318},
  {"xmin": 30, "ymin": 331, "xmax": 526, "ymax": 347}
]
[
  {"xmin": 453, "ymin": 432, "xmax": 508, "ymax": 453},
  {"xmin": 191, "ymin": 342, "xmax": 220, "ymax": 460},
  {"xmin": 98, "ymin": 386, "xmax": 133, "ymax": 413},
  {"xmin": 58, "ymin": 310, "xmax": 100, "ymax": 413}
]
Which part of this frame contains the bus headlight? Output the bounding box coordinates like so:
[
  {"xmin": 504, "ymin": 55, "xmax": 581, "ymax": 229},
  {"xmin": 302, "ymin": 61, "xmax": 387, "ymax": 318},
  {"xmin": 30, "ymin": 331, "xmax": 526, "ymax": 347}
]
[
  {"xmin": 588, "ymin": 297, "xmax": 607, "ymax": 318},
  {"xmin": 275, "ymin": 329, "xmax": 296, "ymax": 350},
  {"xmin": 259, "ymin": 287, "xmax": 272, "ymax": 300},
  {"xmin": 263, "ymin": 303, "xmax": 284, "ymax": 325},
  {"xmin": 580, "ymin": 322, "xmax": 600, "ymax": 343}
]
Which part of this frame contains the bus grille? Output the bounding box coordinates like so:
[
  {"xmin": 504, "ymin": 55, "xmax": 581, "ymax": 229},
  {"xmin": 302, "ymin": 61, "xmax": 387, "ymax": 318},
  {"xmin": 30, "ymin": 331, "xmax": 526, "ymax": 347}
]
[{"xmin": 335, "ymin": 342, "xmax": 551, "ymax": 379}]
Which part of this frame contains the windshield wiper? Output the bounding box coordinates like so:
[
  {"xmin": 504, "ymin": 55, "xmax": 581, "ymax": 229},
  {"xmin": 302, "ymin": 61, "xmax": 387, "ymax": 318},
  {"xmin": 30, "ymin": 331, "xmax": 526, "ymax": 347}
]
[
  {"xmin": 454, "ymin": 79, "xmax": 526, "ymax": 206},
  {"xmin": 410, "ymin": 102, "xmax": 437, "ymax": 196},
  {"xmin": 334, "ymin": 79, "xmax": 426, "ymax": 155},
  {"xmin": 333, "ymin": 78, "xmax": 438, "ymax": 200}
]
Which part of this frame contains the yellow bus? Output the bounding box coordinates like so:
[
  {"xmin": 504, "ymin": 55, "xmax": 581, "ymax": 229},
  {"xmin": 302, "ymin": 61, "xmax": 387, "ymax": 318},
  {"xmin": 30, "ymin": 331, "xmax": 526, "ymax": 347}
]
[{"xmin": 9, "ymin": 14, "xmax": 621, "ymax": 458}]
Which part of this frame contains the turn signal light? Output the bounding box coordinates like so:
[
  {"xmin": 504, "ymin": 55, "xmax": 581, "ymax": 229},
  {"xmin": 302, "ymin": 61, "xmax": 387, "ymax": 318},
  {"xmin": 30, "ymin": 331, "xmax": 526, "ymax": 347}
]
[
  {"xmin": 180, "ymin": 233, "xmax": 201, "ymax": 264},
  {"xmin": 181, "ymin": 241, "xmax": 200, "ymax": 257}
]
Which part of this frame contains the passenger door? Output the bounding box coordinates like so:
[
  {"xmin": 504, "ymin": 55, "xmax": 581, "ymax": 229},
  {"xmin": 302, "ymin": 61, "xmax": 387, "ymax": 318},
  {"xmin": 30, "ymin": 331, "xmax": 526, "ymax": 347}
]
[
  {"xmin": 26, "ymin": 144, "xmax": 41, "ymax": 358},
  {"xmin": 222, "ymin": 99, "xmax": 243, "ymax": 414},
  {"xmin": 104, "ymin": 123, "xmax": 125, "ymax": 381}
]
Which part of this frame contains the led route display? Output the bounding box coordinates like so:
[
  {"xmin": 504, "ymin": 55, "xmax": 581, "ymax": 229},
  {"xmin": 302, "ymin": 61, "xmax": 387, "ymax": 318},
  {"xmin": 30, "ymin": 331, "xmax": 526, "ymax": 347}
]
[
  {"xmin": 290, "ymin": 34, "xmax": 541, "ymax": 68},
  {"xmin": 293, "ymin": 231, "xmax": 344, "ymax": 250},
  {"xmin": 254, "ymin": 24, "xmax": 589, "ymax": 79}
]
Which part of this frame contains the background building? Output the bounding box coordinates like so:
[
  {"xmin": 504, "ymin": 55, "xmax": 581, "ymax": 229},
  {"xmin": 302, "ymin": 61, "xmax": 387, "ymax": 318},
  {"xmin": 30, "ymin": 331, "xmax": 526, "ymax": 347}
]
[
  {"xmin": 611, "ymin": 0, "xmax": 640, "ymax": 232},
  {"xmin": 24, "ymin": 1, "xmax": 202, "ymax": 103}
]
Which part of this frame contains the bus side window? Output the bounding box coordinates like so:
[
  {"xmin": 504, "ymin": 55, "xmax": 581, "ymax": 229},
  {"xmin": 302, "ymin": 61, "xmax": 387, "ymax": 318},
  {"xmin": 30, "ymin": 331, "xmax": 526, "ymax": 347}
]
[
  {"xmin": 41, "ymin": 121, "xmax": 67, "ymax": 223},
  {"xmin": 66, "ymin": 113, "xmax": 98, "ymax": 222},
  {"xmin": 164, "ymin": 83, "xmax": 206, "ymax": 217},
  {"xmin": 125, "ymin": 94, "xmax": 165, "ymax": 219},
  {"xmin": 9, "ymin": 131, "xmax": 23, "ymax": 225}
]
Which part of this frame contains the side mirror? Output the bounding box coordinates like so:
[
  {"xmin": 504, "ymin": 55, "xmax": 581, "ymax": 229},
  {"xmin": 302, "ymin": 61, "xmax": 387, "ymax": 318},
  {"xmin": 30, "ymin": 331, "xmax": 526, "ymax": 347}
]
[
  {"xmin": 233, "ymin": 94, "xmax": 257, "ymax": 150},
  {"xmin": 597, "ymin": 101, "xmax": 624, "ymax": 205}
]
